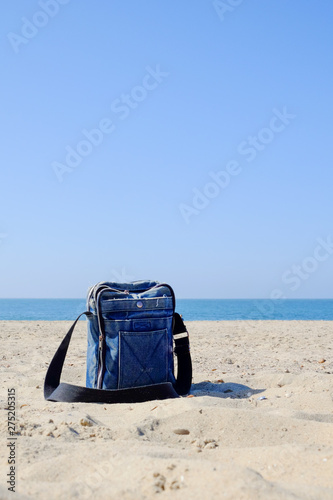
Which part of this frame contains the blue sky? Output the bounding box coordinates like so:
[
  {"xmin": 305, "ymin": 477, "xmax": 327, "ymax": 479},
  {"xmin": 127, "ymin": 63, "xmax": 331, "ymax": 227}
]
[{"xmin": 1, "ymin": 0, "xmax": 332, "ymax": 299}]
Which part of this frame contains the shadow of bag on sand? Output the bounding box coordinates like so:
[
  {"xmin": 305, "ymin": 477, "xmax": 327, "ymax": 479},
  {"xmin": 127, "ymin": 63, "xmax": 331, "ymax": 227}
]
[{"xmin": 191, "ymin": 381, "xmax": 265, "ymax": 399}]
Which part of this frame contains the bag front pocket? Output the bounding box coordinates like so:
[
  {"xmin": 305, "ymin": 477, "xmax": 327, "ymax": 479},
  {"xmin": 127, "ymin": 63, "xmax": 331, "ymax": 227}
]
[{"xmin": 118, "ymin": 329, "xmax": 169, "ymax": 389}]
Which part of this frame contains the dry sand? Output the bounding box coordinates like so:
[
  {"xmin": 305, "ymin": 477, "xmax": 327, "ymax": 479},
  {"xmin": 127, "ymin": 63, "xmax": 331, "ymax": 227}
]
[{"xmin": 1, "ymin": 320, "xmax": 333, "ymax": 499}]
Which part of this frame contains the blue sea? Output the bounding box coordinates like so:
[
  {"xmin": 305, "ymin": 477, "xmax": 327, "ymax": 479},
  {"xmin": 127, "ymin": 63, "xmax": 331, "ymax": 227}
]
[{"xmin": 0, "ymin": 299, "xmax": 332, "ymax": 321}]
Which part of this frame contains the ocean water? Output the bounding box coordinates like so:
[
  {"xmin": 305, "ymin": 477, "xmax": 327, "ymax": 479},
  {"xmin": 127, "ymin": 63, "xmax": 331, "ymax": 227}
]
[{"xmin": 0, "ymin": 298, "xmax": 332, "ymax": 321}]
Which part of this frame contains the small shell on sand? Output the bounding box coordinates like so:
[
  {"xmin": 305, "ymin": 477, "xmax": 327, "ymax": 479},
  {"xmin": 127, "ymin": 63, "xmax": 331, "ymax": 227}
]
[{"xmin": 173, "ymin": 428, "xmax": 190, "ymax": 435}]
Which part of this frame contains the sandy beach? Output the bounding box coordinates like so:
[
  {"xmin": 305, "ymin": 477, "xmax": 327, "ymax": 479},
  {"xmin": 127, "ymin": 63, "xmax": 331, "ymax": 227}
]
[{"xmin": 1, "ymin": 320, "xmax": 332, "ymax": 499}]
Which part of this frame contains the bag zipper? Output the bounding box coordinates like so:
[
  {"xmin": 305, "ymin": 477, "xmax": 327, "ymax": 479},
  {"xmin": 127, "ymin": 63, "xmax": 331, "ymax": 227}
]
[{"xmin": 96, "ymin": 333, "xmax": 104, "ymax": 389}]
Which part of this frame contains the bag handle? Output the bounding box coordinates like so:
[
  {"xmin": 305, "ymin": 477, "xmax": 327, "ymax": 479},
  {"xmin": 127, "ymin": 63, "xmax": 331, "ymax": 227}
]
[{"xmin": 44, "ymin": 312, "xmax": 192, "ymax": 403}]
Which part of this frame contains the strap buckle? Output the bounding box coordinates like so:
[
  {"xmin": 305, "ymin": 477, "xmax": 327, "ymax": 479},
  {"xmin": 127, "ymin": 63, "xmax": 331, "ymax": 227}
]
[{"xmin": 173, "ymin": 330, "xmax": 189, "ymax": 340}]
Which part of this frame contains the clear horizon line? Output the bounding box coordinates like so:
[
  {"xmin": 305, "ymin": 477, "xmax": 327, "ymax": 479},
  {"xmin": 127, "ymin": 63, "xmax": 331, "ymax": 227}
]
[{"xmin": 1, "ymin": 297, "xmax": 333, "ymax": 301}]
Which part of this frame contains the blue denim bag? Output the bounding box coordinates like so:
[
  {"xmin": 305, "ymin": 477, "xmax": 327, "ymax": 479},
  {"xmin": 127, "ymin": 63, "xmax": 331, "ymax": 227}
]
[{"xmin": 44, "ymin": 281, "xmax": 192, "ymax": 403}]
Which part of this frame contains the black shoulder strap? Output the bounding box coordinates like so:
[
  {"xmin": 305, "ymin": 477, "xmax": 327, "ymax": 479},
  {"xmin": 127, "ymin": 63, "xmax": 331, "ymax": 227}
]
[
  {"xmin": 172, "ymin": 312, "xmax": 192, "ymax": 396},
  {"xmin": 44, "ymin": 312, "xmax": 192, "ymax": 403}
]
